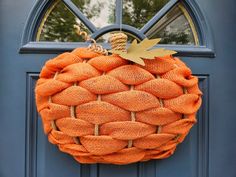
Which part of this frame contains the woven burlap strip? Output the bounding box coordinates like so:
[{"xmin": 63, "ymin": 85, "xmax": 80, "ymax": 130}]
[
  {"xmin": 49, "ymin": 71, "xmax": 80, "ymax": 144},
  {"xmin": 35, "ymin": 31, "xmax": 202, "ymax": 164},
  {"xmin": 109, "ymin": 33, "xmax": 136, "ymax": 148}
]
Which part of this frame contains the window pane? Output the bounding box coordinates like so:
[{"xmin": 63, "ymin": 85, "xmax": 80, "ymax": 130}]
[
  {"xmin": 146, "ymin": 4, "xmax": 197, "ymax": 45},
  {"xmin": 71, "ymin": 0, "xmax": 116, "ymax": 28},
  {"xmin": 36, "ymin": 1, "xmax": 199, "ymax": 45},
  {"xmin": 37, "ymin": 1, "xmax": 90, "ymax": 42},
  {"xmin": 122, "ymin": 0, "xmax": 170, "ymax": 29},
  {"xmin": 96, "ymin": 31, "xmax": 140, "ymax": 43}
]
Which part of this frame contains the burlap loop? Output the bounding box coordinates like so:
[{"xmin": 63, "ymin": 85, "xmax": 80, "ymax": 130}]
[{"xmin": 35, "ymin": 47, "xmax": 202, "ymax": 165}]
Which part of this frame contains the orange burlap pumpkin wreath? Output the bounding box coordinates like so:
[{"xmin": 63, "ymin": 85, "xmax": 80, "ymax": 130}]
[{"xmin": 35, "ymin": 32, "xmax": 202, "ymax": 165}]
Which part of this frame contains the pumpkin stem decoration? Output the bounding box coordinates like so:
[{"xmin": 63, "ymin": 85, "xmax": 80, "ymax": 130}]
[
  {"xmin": 109, "ymin": 33, "xmax": 177, "ymax": 66},
  {"xmin": 109, "ymin": 32, "xmax": 128, "ymax": 52}
]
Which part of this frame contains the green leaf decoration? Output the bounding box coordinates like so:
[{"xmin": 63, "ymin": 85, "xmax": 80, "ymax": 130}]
[{"xmin": 110, "ymin": 38, "xmax": 177, "ymax": 66}]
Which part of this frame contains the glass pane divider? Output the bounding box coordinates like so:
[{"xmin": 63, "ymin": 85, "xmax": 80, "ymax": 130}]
[
  {"xmin": 115, "ymin": 0, "xmax": 123, "ymax": 25},
  {"xmin": 90, "ymin": 24, "xmax": 145, "ymax": 41},
  {"xmin": 62, "ymin": 0, "xmax": 97, "ymax": 33},
  {"xmin": 140, "ymin": 0, "xmax": 178, "ymax": 34}
]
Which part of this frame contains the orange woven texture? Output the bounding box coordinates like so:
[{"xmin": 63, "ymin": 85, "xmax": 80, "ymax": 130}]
[{"xmin": 35, "ymin": 48, "xmax": 202, "ymax": 165}]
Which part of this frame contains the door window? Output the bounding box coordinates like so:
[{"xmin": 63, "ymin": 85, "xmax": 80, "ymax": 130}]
[{"xmin": 36, "ymin": 0, "xmax": 199, "ymax": 45}]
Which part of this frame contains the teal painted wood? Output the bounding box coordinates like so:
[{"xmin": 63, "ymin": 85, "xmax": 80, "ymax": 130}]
[{"xmin": 0, "ymin": 0, "xmax": 236, "ymax": 177}]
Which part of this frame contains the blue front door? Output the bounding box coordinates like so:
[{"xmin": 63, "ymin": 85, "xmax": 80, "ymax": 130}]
[{"xmin": 0, "ymin": 0, "xmax": 236, "ymax": 177}]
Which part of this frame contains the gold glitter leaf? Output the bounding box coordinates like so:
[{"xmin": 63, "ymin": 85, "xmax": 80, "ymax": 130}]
[{"xmin": 110, "ymin": 38, "xmax": 177, "ymax": 66}]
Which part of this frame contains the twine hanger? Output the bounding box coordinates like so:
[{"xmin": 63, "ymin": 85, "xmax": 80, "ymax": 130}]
[
  {"xmin": 74, "ymin": 25, "xmax": 108, "ymax": 55},
  {"xmin": 74, "ymin": 24, "xmax": 128, "ymax": 54}
]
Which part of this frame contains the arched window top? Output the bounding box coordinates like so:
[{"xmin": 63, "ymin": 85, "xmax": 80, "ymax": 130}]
[
  {"xmin": 36, "ymin": 0, "xmax": 198, "ymax": 45},
  {"xmin": 20, "ymin": 0, "xmax": 214, "ymax": 57}
]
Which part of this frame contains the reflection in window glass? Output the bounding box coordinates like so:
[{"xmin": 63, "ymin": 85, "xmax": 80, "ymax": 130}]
[
  {"xmin": 36, "ymin": 1, "xmax": 199, "ymax": 45},
  {"xmin": 37, "ymin": 1, "xmax": 90, "ymax": 42},
  {"xmin": 146, "ymin": 5, "xmax": 196, "ymax": 45},
  {"xmin": 96, "ymin": 31, "xmax": 140, "ymax": 43},
  {"xmin": 72, "ymin": 0, "xmax": 116, "ymax": 28},
  {"xmin": 122, "ymin": 0, "xmax": 170, "ymax": 29}
]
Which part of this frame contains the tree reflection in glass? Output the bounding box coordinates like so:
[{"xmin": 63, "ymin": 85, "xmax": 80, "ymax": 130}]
[
  {"xmin": 122, "ymin": 0, "xmax": 169, "ymax": 29},
  {"xmin": 145, "ymin": 5, "xmax": 195, "ymax": 45},
  {"xmin": 72, "ymin": 0, "xmax": 116, "ymax": 28},
  {"xmin": 37, "ymin": 0, "xmax": 197, "ymax": 45},
  {"xmin": 38, "ymin": 1, "xmax": 90, "ymax": 42}
]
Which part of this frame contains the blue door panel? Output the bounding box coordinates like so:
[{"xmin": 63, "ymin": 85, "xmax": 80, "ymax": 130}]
[
  {"xmin": 24, "ymin": 75, "xmax": 208, "ymax": 177},
  {"xmin": 1, "ymin": 0, "xmax": 236, "ymax": 177}
]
